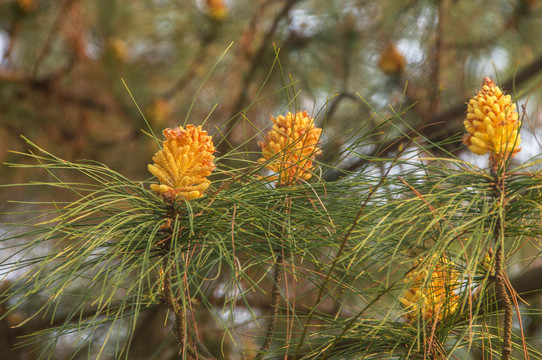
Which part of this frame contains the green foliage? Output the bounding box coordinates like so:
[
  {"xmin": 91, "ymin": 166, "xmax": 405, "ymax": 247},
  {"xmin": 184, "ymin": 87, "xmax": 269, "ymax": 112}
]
[
  {"xmin": 2, "ymin": 98, "xmax": 542, "ymax": 359},
  {"xmin": 2, "ymin": 2, "xmax": 542, "ymax": 358}
]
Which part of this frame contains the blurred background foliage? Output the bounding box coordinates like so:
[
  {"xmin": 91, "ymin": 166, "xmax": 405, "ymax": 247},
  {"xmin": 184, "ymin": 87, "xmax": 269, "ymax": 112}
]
[
  {"xmin": 2, "ymin": 0, "xmax": 542, "ymax": 186},
  {"xmin": 2, "ymin": 0, "xmax": 542, "ymax": 359}
]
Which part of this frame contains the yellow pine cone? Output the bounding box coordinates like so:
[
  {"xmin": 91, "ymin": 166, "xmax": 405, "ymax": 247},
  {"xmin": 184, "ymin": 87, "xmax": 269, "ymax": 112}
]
[
  {"xmin": 206, "ymin": 0, "xmax": 227, "ymax": 20},
  {"xmin": 463, "ymin": 77, "xmax": 521, "ymax": 159},
  {"xmin": 148, "ymin": 125, "xmax": 215, "ymax": 201},
  {"xmin": 258, "ymin": 111, "xmax": 322, "ymax": 186},
  {"xmin": 400, "ymin": 256, "xmax": 460, "ymax": 322},
  {"xmin": 378, "ymin": 43, "xmax": 406, "ymax": 75}
]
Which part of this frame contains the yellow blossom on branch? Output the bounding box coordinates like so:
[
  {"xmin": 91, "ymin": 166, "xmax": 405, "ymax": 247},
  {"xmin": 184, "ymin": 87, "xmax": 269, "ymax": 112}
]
[
  {"xmin": 148, "ymin": 125, "xmax": 215, "ymax": 201},
  {"xmin": 463, "ymin": 77, "xmax": 521, "ymax": 161},
  {"xmin": 258, "ymin": 111, "xmax": 322, "ymax": 186},
  {"xmin": 400, "ymin": 256, "xmax": 460, "ymax": 322}
]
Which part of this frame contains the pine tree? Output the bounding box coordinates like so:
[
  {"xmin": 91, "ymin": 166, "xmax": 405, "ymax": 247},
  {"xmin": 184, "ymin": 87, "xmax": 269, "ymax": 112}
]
[{"xmin": 2, "ymin": 1, "xmax": 542, "ymax": 359}]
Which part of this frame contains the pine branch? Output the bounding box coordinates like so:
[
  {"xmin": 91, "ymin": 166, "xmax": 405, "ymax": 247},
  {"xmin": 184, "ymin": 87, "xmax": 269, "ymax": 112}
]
[
  {"xmin": 494, "ymin": 245, "xmax": 513, "ymax": 360},
  {"xmin": 161, "ymin": 256, "xmax": 186, "ymax": 352},
  {"xmin": 325, "ymin": 53, "xmax": 542, "ymax": 181},
  {"xmin": 491, "ymin": 165, "xmax": 513, "ymax": 360},
  {"xmin": 256, "ymin": 254, "xmax": 283, "ymax": 359}
]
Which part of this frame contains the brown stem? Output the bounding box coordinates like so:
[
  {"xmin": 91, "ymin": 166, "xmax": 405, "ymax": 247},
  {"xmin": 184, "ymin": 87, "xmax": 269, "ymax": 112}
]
[
  {"xmin": 2, "ymin": 19, "xmax": 22, "ymax": 64},
  {"xmin": 494, "ymin": 245, "xmax": 513, "ymax": 360},
  {"xmin": 193, "ymin": 333, "xmax": 217, "ymax": 360},
  {"xmin": 162, "ymin": 257, "xmax": 186, "ymax": 351},
  {"xmin": 160, "ymin": 221, "xmax": 217, "ymax": 360},
  {"xmin": 218, "ymin": 0, "xmax": 300, "ymax": 156},
  {"xmin": 33, "ymin": 0, "xmax": 76, "ymax": 76},
  {"xmin": 256, "ymin": 254, "xmax": 284, "ymax": 359},
  {"xmin": 162, "ymin": 258, "xmax": 218, "ymax": 360},
  {"xmin": 490, "ymin": 166, "xmax": 513, "ymax": 360},
  {"xmin": 185, "ymin": 339, "xmax": 215, "ymax": 360}
]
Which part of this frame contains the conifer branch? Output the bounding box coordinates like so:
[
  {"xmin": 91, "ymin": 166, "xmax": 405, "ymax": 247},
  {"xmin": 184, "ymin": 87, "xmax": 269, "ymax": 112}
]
[
  {"xmin": 491, "ymin": 165, "xmax": 513, "ymax": 360},
  {"xmin": 256, "ymin": 254, "xmax": 284, "ymax": 359},
  {"xmin": 161, "ymin": 256, "xmax": 186, "ymax": 353},
  {"xmin": 161, "ymin": 254, "xmax": 217, "ymax": 360},
  {"xmin": 494, "ymin": 245, "xmax": 513, "ymax": 360}
]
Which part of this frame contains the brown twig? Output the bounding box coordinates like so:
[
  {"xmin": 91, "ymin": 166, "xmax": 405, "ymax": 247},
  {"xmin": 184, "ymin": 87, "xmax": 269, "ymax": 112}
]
[
  {"xmin": 256, "ymin": 254, "xmax": 284, "ymax": 359},
  {"xmin": 2, "ymin": 19, "xmax": 22, "ymax": 64},
  {"xmin": 33, "ymin": 0, "xmax": 76, "ymax": 76},
  {"xmin": 161, "ymin": 257, "xmax": 186, "ymax": 351},
  {"xmin": 217, "ymin": 0, "xmax": 301, "ymax": 156},
  {"xmin": 490, "ymin": 164, "xmax": 513, "ymax": 360},
  {"xmin": 161, "ymin": 254, "xmax": 218, "ymax": 360},
  {"xmin": 162, "ymin": 38, "xmax": 214, "ymax": 101},
  {"xmin": 494, "ymin": 246, "xmax": 513, "ymax": 360},
  {"xmin": 159, "ymin": 207, "xmax": 216, "ymax": 360}
]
